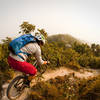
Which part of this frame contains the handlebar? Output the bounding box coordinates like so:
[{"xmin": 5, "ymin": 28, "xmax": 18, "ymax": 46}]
[
  {"xmin": 33, "ymin": 60, "xmax": 50, "ymax": 75},
  {"xmin": 33, "ymin": 60, "xmax": 50, "ymax": 68}
]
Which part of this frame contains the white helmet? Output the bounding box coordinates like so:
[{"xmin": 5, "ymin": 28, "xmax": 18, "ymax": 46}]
[{"xmin": 35, "ymin": 34, "xmax": 45, "ymax": 45}]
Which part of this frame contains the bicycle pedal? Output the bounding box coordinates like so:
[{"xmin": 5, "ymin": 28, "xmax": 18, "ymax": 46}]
[
  {"xmin": 23, "ymin": 84, "xmax": 30, "ymax": 88},
  {"xmin": 24, "ymin": 80, "xmax": 30, "ymax": 86}
]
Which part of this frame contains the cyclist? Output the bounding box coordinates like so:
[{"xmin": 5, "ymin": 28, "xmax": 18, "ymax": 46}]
[{"xmin": 8, "ymin": 34, "xmax": 48, "ymax": 81}]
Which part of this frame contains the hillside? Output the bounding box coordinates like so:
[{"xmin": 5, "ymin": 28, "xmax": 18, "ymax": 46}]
[
  {"xmin": 0, "ymin": 33, "xmax": 100, "ymax": 100},
  {"xmin": 1, "ymin": 67, "xmax": 100, "ymax": 100},
  {"xmin": 47, "ymin": 34, "xmax": 82, "ymax": 45}
]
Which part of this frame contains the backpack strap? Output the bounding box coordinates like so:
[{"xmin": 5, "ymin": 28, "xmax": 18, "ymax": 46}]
[
  {"xmin": 17, "ymin": 54, "xmax": 25, "ymax": 60},
  {"xmin": 21, "ymin": 51, "xmax": 30, "ymax": 56},
  {"xmin": 18, "ymin": 51, "xmax": 31, "ymax": 60}
]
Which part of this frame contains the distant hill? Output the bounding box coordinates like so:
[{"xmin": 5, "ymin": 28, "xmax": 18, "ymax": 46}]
[{"xmin": 47, "ymin": 34, "xmax": 82, "ymax": 45}]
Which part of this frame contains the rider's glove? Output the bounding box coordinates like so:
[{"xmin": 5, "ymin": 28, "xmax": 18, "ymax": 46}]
[{"xmin": 43, "ymin": 61, "xmax": 50, "ymax": 64}]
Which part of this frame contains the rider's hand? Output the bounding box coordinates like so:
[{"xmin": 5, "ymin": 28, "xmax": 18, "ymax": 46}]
[{"xmin": 43, "ymin": 61, "xmax": 50, "ymax": 64}]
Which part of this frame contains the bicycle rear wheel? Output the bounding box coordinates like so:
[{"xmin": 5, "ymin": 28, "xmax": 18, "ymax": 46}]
[{"xmin": 7, "ymin": 75, "xmax": 26, "ymax": 100}]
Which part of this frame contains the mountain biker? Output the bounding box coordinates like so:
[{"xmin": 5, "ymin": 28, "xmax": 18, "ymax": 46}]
[{"xmin": 8, "ymin": 34, "xmax": 48, "ymax": 81}]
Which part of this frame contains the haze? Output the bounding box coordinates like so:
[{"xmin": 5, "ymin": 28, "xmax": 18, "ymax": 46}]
[{"xmin": 0, "ymin": 0, "xmax": 100, "ymax": 44}]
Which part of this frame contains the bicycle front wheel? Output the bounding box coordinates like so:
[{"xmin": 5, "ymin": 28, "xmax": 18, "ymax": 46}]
[
  {"xmin": 37, "ymin": 65, "xmax": 47, "ymax": 74},
  {"xmin": 7, "ymin": 75, "xmax": 26, "ymax": 100}
]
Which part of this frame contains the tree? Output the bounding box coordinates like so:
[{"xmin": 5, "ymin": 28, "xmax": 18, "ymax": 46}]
[
  {"xmin": 73, "ymin": 42, "xmax": 92, "ymax": 55},
  {"xmin": 91, "ymin": 44, "xmax": 100, "ymax": 57},
  {"xmin": 35, "ymin": 29, "xmax": 48, "ymax": 38},
  {"xmin": 19, "ymin": 22, "xmax": 35, "ymax": 34}
]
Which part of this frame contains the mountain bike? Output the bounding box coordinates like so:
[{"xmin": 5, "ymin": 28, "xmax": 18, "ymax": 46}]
[{"xmin": 6, "ymin": 61, "xmax": 48, "ymax": 100}]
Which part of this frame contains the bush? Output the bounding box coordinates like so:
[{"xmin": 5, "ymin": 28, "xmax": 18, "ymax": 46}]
[
  {"xmin": 29, "ymin": 75, "xmax": 80, "ymax": 100},
  {"xmin": 89, "ymin": 56, "xmax": 100, "ymax": 69},
  {"xmin": 28, "ymin": 75, "xmax": 100, "ymax": 100},
  {"xmin": 79, "ymin": 75, "xmax": 100, "ymax": 100}
]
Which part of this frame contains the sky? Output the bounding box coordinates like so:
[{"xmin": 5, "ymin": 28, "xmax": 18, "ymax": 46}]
[{"xmin": 0, "ymin": 0, "xmax": 100, "ymax": 44}]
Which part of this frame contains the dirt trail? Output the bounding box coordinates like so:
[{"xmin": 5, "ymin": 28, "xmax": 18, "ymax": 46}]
[
  {"xmin": 42, "ymin": 67, "xmax": 99, "ymax": 81},
  {"xmin": 1, "ymin": 67, "xmax": 100, "ymax": 100},
  {"xmin": 18, "ymin": 67, "xmax": 100, "ymax": 100}
]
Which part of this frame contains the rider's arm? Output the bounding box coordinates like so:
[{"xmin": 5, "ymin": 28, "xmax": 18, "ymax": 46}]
[
  {"xmin": 21, "ymin": 43, "xmax": 47, "ymax": 65},
  {"xmin": 35, "ymin": 44, "xmax": 46, "ymax": 65}
]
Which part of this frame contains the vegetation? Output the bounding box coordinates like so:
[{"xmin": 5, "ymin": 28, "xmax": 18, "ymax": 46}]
[
  {"xmin": 28, "ymin": 75, "xmax": 100, "ymax": 100},
  {"xmin": 19, "ymin": 22, "xmax": 35, "ymax": 34},
  {"xmin": 0, "ymin": 37, "xmax": 14, "ymax": 98},
  {"xmin": 0, "ymin": 22, "xmax": 100, "ymax": 99},
  {"xmin": 41, "ymin": 37, "xmax": 100, "ymax": 69},
  {"xmin": 47, "ymin": 34, "xmax": 81, "ymax": 45}
]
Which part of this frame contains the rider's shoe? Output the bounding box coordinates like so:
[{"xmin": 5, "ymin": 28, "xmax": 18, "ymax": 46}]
[
  {"xmin": 24, "ymin": 80, "xmax": 30, "ymax": 88},
  {"xmin": 28, "ymin": 75, "xmax": 35, "ymax": 81}
]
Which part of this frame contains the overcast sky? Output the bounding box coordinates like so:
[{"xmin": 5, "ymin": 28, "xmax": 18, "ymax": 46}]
[{"xmin": 0, "ymin": 0, "xmax": 100, "ymax": 44}]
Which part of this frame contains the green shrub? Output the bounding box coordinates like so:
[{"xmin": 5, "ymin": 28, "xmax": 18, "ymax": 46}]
[{"xmin": 29, "ymin": 75, "xmax": 100, "ymax": 100}]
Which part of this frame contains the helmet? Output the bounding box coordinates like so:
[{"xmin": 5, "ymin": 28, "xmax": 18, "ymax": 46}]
[{"xmin": 35, "ymin": 34, "xmax": 45, "ymax": 45}]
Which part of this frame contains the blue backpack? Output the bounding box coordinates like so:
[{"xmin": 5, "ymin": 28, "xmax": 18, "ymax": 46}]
[{"xmin": 9, "ymin": 34, "xmax": 36, "ymax": 55}]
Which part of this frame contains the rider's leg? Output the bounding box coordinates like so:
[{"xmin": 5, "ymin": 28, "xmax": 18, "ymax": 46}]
[{"xmin": 8, "ymin": 56, "xmax": 37, "ymax": 81}]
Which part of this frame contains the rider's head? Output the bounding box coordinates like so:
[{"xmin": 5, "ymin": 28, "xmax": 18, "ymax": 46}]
[{"xmin": 35, "ymin": 34, "xmax": 45, "ymax": 46}]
